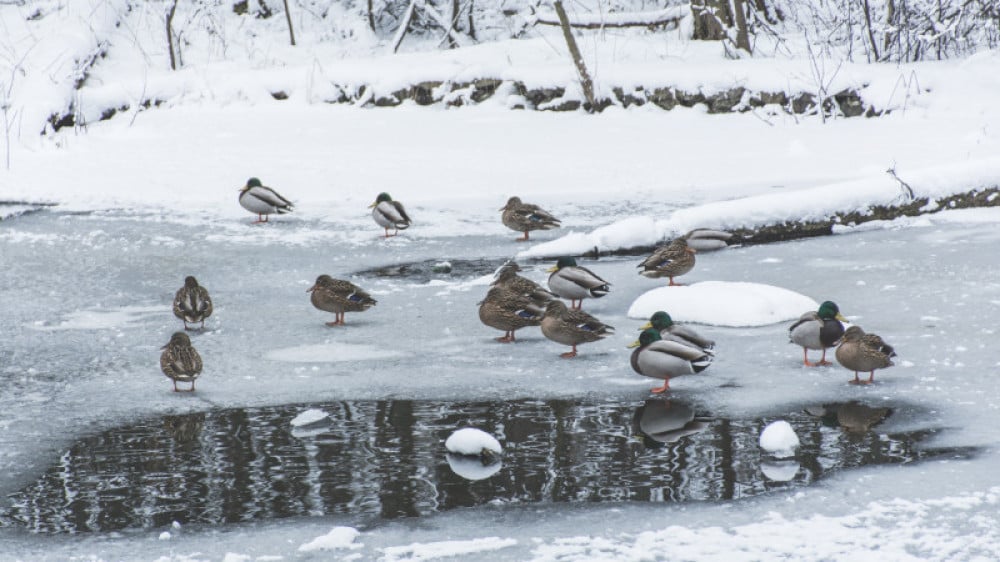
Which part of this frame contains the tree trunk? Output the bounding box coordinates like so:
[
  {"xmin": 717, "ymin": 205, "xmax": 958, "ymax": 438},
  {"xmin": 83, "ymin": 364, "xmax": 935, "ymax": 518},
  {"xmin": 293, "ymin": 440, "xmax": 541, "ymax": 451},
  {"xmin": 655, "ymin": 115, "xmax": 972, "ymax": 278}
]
[
  {"xmin": 883, "ymin": 0, "xmax": 895, "ymax": 59},
  {"xmin": 448, "ymin": 0, "xmax": 460, "ymax": 48},
  {"xmin": 861, "ymin": 0, "xmax": 880, "ymax": 61},
  {"xmin": 367, "ymin": 0, "xmax": 375, "ymax": 32},
  {"xmin": 282, "ymin": 0, "xmax": 296, "ymax": 45},
  {"xmin": 166, "ymin": 0, "xmax": 178, "ymax": 70},
  {"xmin": 467, "ymin": 0, "xmax": 476, "ymax": 40},
  {"xmin": 690, "ymin": 0, "xmax": 731, "ymax": 41},
  {"xmin": 731, "ymin": 0, "xmax": 751, "ymax": 53},
  {"xmin": 553, "ymin": 0, "xmax": 597, "ymax": 111}
]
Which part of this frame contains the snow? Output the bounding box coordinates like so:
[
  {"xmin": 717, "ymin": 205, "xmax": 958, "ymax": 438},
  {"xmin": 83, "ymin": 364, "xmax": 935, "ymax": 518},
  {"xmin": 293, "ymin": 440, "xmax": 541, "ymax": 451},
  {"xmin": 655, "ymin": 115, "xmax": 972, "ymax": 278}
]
[
  {"xmin": 445, "ymin": 428, "xmax": 503, "ymax": 457},
  {"xmin": 759, "ymin": 420, "xmax": 800, "ymax": 458},
  {"xmin": 290, "ymin": 408, "xmax": 330, "ymax": 427},
  {"xmin": 383, "ymin": 537, "xmax": 519, "ymax": 561},
  {"xmin": 3, "ymin": 0, "xmax": 1000, "ymax": 560},
  {"xmin": 298, "ymin": 526, "xmax": 362, "ymax": 552},
  {"xmin": 627, "ymin": 281, "xmax": 818, "ymax": 327}
]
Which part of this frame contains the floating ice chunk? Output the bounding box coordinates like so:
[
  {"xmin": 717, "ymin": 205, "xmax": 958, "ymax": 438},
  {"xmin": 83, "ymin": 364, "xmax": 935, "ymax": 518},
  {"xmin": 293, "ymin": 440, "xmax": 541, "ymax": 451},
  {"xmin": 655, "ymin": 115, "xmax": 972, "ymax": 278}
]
[
  {"xmin": 298, "ymin": 526, "xmax": 361, "ymax": 552},
  {"xmin": 158, "ymin": 531, "xmax": 171, "ymax": 540},
  {"xmin": 291, "ymin": 408, "xmax": 329, "ymax": 427},
  {"xmin": 759, "ymin": 420, "xmax": 799, "ymax": 458},
  {"xmin": 445, "ymin": 428, "xmax": 502, "ymax": 458},
  {"xmin": 628, "ymin": 281, "xmax": 818, "ymax": 327}
]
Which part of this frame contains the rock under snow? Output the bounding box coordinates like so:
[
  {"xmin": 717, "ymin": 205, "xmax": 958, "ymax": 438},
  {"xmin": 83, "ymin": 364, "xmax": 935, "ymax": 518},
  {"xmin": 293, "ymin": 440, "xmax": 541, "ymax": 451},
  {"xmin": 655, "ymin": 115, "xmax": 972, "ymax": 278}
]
[
  {"xmin": 445, "ymin": 428, "xmax": 503, "ymax": 457},
  {"xmin": 759, "ymin": 420, "xmax": 800, "ymax": 458},
  {"xmin": 628, "ymin": 281, "xmax": 818, "ymax": 327}
]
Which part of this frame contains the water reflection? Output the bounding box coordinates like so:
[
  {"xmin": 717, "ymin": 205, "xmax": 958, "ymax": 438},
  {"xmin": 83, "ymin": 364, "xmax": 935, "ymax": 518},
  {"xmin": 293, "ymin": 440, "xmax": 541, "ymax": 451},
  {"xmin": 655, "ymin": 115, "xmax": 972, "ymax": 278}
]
[{"xmin": 1, "ymin": 399, "xmax": 970, "ymax": 534}]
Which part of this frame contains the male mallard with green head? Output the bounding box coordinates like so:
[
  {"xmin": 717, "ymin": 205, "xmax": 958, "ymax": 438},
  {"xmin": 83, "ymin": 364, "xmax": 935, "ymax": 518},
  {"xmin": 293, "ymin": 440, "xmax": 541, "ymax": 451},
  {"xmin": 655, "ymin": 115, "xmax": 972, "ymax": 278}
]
[
  {"xmin": 173, "ymin": 275, "xmax": 213, "ymax": 331},
  {"xmin": 638, "ymin": 238, "xmax": 696, "ymax": 286},
  {"xmin": 546, "ymin": 257, "xmax": 610, "ymax": 310},
  {"xmin": 789, "ymin": 300, "xmax": 847, "ymax": 366},
  {"xmin": 478, "ymin": 286, "xmax": 544, "ymax": 343},
  {"xmin": 369, "ymin": 192, "xmax": 411, "ymax": 238},
  {"xmin": 238, "ymin": 177, "xmax": 293, "ymax": 224},
  {"xmin": 628, "ymin": 328, "xmax": 712, "ymax": 393},
  {"xmin": 500, "ymin": 196, "xmax": 561, "ymax": 241},
  {"xmin": 540, "ymin": 300, "xmax": 614, "ymax": 358},
  {"xmin": 307, "ymin": 274, "xmax": 377, "ymax": 326},
  {"xmin": 835, "ymin": 325, "xmax": 896, "ymax": 385},
  {"xmin": 642, "ymin": 311, "xmax": 715, "ymax": 355},
  {"xmin": 160, "ymin": 332, "xmax": 203, "ymax": 392}
]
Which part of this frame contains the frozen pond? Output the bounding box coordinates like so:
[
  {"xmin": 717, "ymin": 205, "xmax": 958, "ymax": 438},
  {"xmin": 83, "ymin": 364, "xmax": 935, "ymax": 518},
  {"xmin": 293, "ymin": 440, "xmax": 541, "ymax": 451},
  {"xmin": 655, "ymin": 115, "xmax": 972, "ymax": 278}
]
[
  {"xmin": 1, "ymin": 398, "xmax": 967, "ymax": 534},
  {"xmin": 1, "ymin": 206, "xmax": 1000, "ymax": 559}
]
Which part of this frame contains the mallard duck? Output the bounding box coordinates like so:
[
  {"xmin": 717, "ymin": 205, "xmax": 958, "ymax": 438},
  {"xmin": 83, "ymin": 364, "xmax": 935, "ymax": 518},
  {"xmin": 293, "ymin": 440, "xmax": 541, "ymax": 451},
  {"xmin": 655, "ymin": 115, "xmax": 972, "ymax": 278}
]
[
  {"xmin": 491, "ymin": 261, "xmax": 556, "ymax": 304},
  {"xmin": 835, "ymin": 325, "xmax": 896, "ymax": 385},
  {"xmin": 307, "ymin": 274, "xmax": 377, "ymax": 326},
  {"xmin": 628, "ymin": 328, "xmax": 712, "ymax": 393},
  {"xmin": 369, "ymin": 192, "xmax": 411, "ymax": 238},
  {"xmin": 641, "ymin": 311, "xmax": 715, "ymax": 355},
  {"xmin": 500, "ymin": 196, "xmax": 561, "ymax": 241},
  {"xmin": 172, "ymin": 275, "xmax": 213, "ymax": 331},
  {"xmin": 540, "ymin": 300, "xmax": 614, "ymax": 358},
  {"xmin": 637, "ymin": 238, "xmax": 696, "ymax": 286},
  {"xmin": 160, "ymin": 332, "xmax": 203, "ymax": 392},
  {"xmin": 478, "ymin": 286, "xmax": 544, "ymax": 343},
  {"xmin": 789, "ymin": 300, "xmax": 847, "ymax": 366},
  {"xmin": 238, "ymin": 177, "xmax": 293, "ymax": 223},
  {"xmin": 546, "ymin": 257, "xmax": 610, "ymax": 310},
  {"xmin": 682, "ymin": 228, "xmax": 733, "ymax": 252}
]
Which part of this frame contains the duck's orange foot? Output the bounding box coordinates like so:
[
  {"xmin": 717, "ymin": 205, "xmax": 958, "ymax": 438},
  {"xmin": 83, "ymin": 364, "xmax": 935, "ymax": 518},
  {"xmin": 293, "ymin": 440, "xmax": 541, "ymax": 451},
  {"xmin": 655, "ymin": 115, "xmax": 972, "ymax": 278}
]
[
  {"xmin": 559, "ymin": 351, "xmax": 578, "ymax": 359},
  {"xmin": 650, "ymin": 380, "xmax": 671, "ymax": 393},
  {"xmin": 325, "ymin": 321, "xmax": 345, "ymax": 327},
  {"xmin": 495, "ymin": 336, "xmax": 513, "ymax": 343}
]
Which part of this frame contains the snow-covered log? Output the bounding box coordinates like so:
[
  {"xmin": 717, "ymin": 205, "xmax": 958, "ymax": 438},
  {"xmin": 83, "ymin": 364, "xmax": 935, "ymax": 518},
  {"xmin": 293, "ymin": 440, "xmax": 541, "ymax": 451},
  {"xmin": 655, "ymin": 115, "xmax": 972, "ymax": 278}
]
[{"xmin": 532, "ymin": 5, "xmax": 688, "ymax": 29}]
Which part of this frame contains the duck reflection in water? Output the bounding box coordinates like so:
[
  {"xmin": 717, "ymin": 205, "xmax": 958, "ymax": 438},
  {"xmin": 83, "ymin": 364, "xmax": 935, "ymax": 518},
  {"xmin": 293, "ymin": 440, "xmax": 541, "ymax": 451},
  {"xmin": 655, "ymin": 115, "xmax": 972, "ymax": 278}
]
[
  {"xmin": 805, "ymin": 401, "xmax": 893, "ymax": 434},
  {"xmin": 631, "ymin": 398, "xmax": 711, "ymax": 449}
]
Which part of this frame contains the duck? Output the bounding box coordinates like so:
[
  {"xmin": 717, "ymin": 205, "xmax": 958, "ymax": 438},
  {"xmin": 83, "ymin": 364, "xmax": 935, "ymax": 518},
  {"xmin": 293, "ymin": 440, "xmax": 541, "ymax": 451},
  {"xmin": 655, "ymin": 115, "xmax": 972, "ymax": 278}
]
[
  {"xmin": 540, "ymin": 300, "xmax": 614, "ymax": 358},
  {"xmin": 835, "ymin": 325, "xmax": 896, "ymax": 385},
  {"xmin": 238, "ymin": 177, "xmax": 293, "ymax": 223},
  {"xmin": 478, "ymin": 286, "xmax": 544, "ymax": 343},
  {"xmin": 160, "ymin": 332, "xmax": 203, "ymax": 392},
  {"xmin": 307, "ymin": 274, "xmax": 377, "ymax": 326},
  {"xmin": 628, "ymin": 328, "xmax": 712, "ymax": 393},
  {"xmin": 500, "ymin": 196, "xmax": 561, "ymax": 241},
  {"xmin": 641, "ymin": 310, "xmax": 715, "ymax": 355},
  {"xmin": 788, "ymin": 300, "xmax": 847, "ymax": 366},
  {"xmin": 369, "ymin": 192, "xmax": 411, "ymax": 237},
  {"xmin": 172, "ymin": 275, "xmax": 213, "ymax": 331},
  {"xmin": 682, "ymin": 228, "xmax": 733, "ymax": 252},
  {"xmin": 637, "ymin": 238, "xmax": 696, "ymax": 286},
  {"xmin": 546, "ymin": 257, "xmax": 610, "ymax": 310},
  {"xmin": 491, "ymin": 261, "xmax": 556, "ymax": 305}
]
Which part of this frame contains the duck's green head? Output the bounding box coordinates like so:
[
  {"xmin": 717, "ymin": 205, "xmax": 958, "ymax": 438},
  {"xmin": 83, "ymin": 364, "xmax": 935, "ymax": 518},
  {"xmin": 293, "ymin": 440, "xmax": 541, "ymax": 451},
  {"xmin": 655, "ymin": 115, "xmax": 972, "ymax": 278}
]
[
  {"xmin": 642, "ymin": 311, "xmax": 673, "ymax": 330},
  {"xmin": 547, "ymin": 257, "xmax": 577, "ymax": 272},
  {"xmin": 376, "ymin": 192, "xmax": 393, "ymax": 203},
  {"xmin": 817, "ymin": 301, "xmax": 847, "ymax": 321},
  {"xmin": 628, "ymin": 327, "xmax": 662, "ymax": 348},
  {"xmin": 242, "ymin": 177, "xmax": 263, "ymax": 191}
]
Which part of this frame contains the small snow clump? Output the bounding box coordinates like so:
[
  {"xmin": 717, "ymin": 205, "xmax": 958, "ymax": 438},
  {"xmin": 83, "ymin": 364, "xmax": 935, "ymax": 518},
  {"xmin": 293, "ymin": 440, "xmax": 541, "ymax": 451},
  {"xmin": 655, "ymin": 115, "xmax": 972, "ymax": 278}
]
[{"xmin": 759, "ymin": 420, "xmax": 800, "ymax": 458}]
